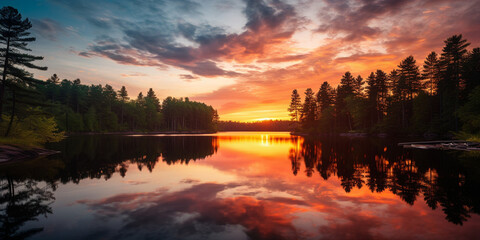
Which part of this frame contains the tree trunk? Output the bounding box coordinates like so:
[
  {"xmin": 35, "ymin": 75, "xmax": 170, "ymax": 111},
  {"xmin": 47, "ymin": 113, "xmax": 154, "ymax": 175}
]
[
  {"xmin": 5, "ymin": 89, "xmax": 15, "ymax": 137},
  {"xmin": 0, "ymin": 32, "xmax": 11, "ymax": 120},
  {"xmin": 66, "ymin": 111, "xmax": 69, "ymax": 132},
  {"xmin": 120, "ymin": 104, "xmax": 124, "ymax": 126}
]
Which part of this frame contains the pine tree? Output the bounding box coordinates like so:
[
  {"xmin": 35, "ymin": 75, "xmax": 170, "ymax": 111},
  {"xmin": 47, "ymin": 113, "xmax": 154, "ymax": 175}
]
[
  {"xmin": 438, "ymin": 34, "xmax": 470, "ymax": 131},
  {"xmin": 300, "ymin": 88, "xmax": 316, "ymax": 128},
  {"xmin": 288, "ymin": 89, "xmax": 301, "ymax": 122},
  {"xmin": 389, "ymin": 69, "xmax": 401, "ymax": 100},
  {"xmin": 398, "ymin": 56, "xmax": 421, "ymax": 100},
  {"xmin": 462, "ymin": 48, "xmax": 480, "ymax": 100},
  {"xmin": 146, "ymin": 88, "xmax": 160, "ymax": 111},
  {"xmin": 103, "ymin": 84, "xmax": 117, "ymax": 109},
  {"xmin": 47, "ymin": 73, "xmax": 60, "ymax": 85},
  {"xmin": 366, "ymin": 72, "xmax": 378, "ymax": 127},
  {"xmin": 422, "ymin": 51, "xmax": 439, "ymax": 95},
  {"xmin": 339, "ymin": 71, "xmax": 356, "ymax": 96},
  {"xmin": 118, "ymin": 86, "xmax": 129, "ymax": 102},
  {"xmin": 0, "ymin": 6, "xmax": 47, "ymax": 119},
  {"xmin": 366, "ymin": 72, "xmax": 378, "ymax": 101},
  {"xmin": 375, "ymin": 70, "xmax": 388, "ymax": 121},
  {"xmin": 117, "ymin": 86, "xmax": 129, "ymax": 126},
  {"xmin": 354, "ymin": 75, "xmax": 364, "ymax": 97},
  {"xmin": 316, "ymin": 82, "xmax": 333, "ymax": 112},
  {"xmin": 335, "ymin": 72, "xmax": 357, "ymax": 131}
]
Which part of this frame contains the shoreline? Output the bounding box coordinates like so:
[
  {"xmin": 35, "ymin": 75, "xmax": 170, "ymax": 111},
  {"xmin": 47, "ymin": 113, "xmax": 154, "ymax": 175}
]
[
  {"xmin": 289, "ymin": 132, "xmax": 453, "ymax": 139},
  {"xmin": 0, "ymin": 145, "xmax": 60, "ymax": 164},
  {"xmin": 66, "ymin": 130, "xmax": 218, "ymax": 136}
]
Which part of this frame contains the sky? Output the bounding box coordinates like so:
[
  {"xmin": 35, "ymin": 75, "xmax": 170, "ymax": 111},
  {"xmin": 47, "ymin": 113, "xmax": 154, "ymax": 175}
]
[{"xmin": 5, "ymin": 0, "xmax": 480, "ymax": 121}]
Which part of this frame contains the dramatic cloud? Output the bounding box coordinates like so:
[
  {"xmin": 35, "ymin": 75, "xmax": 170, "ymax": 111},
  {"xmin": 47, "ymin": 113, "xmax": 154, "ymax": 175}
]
[
  {"xmin": 13, "ymin": 0, "xmax": 480, "ymax": 120},
  {"xmin": 317, "ymin": 0, "xmax": 412, "ymax": 41},
  {"xmin": 70, "ymin": 0, "xmax": 304, "ymax": 77},
  {"xmin": 179, "ymin": 74, "xmax": 200, "ymax": 82},
  {"xmin": 31, "ymin": 18, "xmax": 64, "ymax": 41}
]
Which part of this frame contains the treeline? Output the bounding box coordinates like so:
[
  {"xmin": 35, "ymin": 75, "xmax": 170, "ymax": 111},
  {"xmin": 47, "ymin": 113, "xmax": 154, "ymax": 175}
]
[
  {"xmin": 36, "ymin": 77, "xmax": 219, "ymax": 132},
  {"xmin": 218, "ymin": 120, "xmax": 295, "ymax": 131},
  {"xmin": 289, "ymin": 34, "xmax": 480, "ymax": 137}
]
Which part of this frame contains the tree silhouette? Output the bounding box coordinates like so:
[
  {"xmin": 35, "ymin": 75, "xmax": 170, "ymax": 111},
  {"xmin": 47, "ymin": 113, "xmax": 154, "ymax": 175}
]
[
  {"xmin": 422, "ymin": 52, "xmax": 440, "ymax": 95},
  {"xmin": 438, "ymin": 34, "xmax": 470, "ymax": 131},
  {"xmin": 354, "ymin": 75, "xmax": 365, "ymax": 97},
  {"xmin": 288, "ymin": 89, "xmax": 301, "ymax": 122},
  {"xmin": 300, "ymin": 88, "xmax": 316, "ymax": 129},
  {"xmin": 0, "ymin": 6, "xmax": 47, "ymax": 119},
  {"xmin": 316, "ymin": 82, "xmax": 334, "ymax": 113},
  {"xmin": 0, "ymin": 178, "xmax": 54, "ymax": 239},
  {"xmin": 118, "ymin": 86, "xmax": 129, "ymax": 126}
]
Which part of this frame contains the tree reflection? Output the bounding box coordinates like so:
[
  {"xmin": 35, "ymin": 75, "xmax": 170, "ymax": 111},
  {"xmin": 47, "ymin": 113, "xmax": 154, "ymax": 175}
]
[
  {"xmin": 0, "ymin": 135, "xmax": 220, "ymax": 238},
  {"xmin": 289, "ymin": 136, "xmax": 480, "ymax": 225},
  {"xmin": 0, "ymin": 177, "xmax": 55, "ymax": 239},
  {"xmin": 41, "ymin": 135, "xmax": 219, "ymax": 183}
]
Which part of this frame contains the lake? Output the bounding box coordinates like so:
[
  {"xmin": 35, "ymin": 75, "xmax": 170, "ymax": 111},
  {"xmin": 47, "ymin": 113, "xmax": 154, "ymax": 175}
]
[{"xmin": 1, "ymin": 132, "xmax": 479, "ymax": 240}]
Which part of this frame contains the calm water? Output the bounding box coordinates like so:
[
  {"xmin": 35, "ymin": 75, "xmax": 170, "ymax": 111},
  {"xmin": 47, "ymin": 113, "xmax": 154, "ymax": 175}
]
[{"xmin": 1, "ymin": 132, "xmax": 480, "ymax": 240}]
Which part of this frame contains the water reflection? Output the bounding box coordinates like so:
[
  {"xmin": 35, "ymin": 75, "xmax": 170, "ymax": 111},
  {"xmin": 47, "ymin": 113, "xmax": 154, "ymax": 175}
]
[
  {"xmin": 0, "ymin": 178, "xmax": 55, "ymax": 239},
  {"xmin": 48, "ymin": 135, "xmax": 219, "ymax": 183},
  {"xmin": 0, "ymin": 133, "xmax": 479, "ymax": 239},
  {"xmin": 289, "ymin": 136, "xmax": 480, "ymax": 225}
]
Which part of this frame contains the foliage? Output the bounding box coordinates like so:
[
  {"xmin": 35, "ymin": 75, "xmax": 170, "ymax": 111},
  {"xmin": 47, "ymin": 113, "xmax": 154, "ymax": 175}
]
[
  {"xmin": 0, "ymin": 6, "xmax": 47, "ymax": 118},
  {"xmin": 458, "ymin": 86, "xmax": 480, "ymax": 134},
  {"xmin": 0, "ymin": 108, "xmax": 63, "ymax": 146},
  {"xmin": 287, "ymin": 89, "xmax": 301, "ymax": 122},
  {"xmin": 31, "ymin": 77, "xmax": 218, "ymax": 133}
]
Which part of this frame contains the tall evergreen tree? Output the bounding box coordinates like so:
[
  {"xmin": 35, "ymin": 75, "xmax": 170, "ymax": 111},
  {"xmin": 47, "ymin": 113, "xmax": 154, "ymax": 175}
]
[
  {"xmin": 288, "ymin": 89, "xmax": 302, "ymax": 122},
  {"xmin": 422, "ymin": 51, "xmax": 439, "ymax": 95},
  {"xmin": 396, "ymin": 56, "xmax": 421, "ymax": 128},
  {"xmin": 398, "ymin": 56, "xmax": 422, "ymax": 100},
  {"xmin": 0, "ymin": 6, "xmax": 47, "ymax": 119},
  {"xmin": 300, "ymin": 88, "xmax": 316, "ymax": 128},
  {"xmin": 118, "ymin": 86, "xmax": 129, "ymax": 126},
  {"xmin": 146, "ymin": 88, "xmax": 160, "ymax": 111},
  {"xmin": 375, "ymin": 70, "xmax": 388, "ymax": 119},
  {"xmin": 388, "ymin": 69, "xmax": 400, "ymax": 98},
  {"xmin": 336, "ymin": 72, "xmax": 357, "ymax": 131},
  {"xmin": 103, "ymin": 84, "xmax": 117, "ymax": 109},
  {"xmin": 462, "ymin": 48, "xmax": 480, "ymax": 100},
  {"xmin": 46, "ymin": 73, "xmax": 60, "ymax": 85},
  {"xmin": 316, "ymin": 82, "xmax": 333, "ymax": 113},
  {"xmin": 438, "ymin": 34, "xmax": 470, "ymax": 130},
  {"xmin": 366, "ymin": 72, "xmax": 378, "ymax": 127},
  {"xmin": 354, "ymin": 75, "xmax": 364, "ymax": 97},
  {"xmin": 118, "ymin": 86, "xmax": 129, "ymax": 102},
  {"xmin": 339, "ymin": 71, "xmax": 356, "ymax": 96}
]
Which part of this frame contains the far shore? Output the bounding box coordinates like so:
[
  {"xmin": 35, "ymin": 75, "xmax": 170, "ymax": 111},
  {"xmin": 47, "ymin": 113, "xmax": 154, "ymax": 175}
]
[{"xmin": 66, "ymin": 130, "xmax": 218, "ymax": 136}]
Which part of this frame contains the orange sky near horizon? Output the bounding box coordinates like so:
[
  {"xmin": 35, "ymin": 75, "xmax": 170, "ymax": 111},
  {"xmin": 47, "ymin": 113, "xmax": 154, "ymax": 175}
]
[{"xmin": 13, "ymin": 0, "xmax": 480, "ymax": 122}]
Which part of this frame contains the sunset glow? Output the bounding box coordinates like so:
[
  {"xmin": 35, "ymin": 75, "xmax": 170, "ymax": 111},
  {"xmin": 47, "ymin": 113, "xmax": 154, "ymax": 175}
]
[{"xmin": 10, "ymin": 0, "xmax": 480, "ymax": 121}]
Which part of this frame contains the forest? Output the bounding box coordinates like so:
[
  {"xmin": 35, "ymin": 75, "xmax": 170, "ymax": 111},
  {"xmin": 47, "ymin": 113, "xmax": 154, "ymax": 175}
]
[
  {"xmin": 0, "ymin": 6, "xmax": 218, "ymax": 145},
  {"xmin": 36, "ymin": 79, "xmax": 219, "ymax": 133},
  {"xmin": 289, "ymin": 34, "xmax": 480, "ymax": 138}
]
